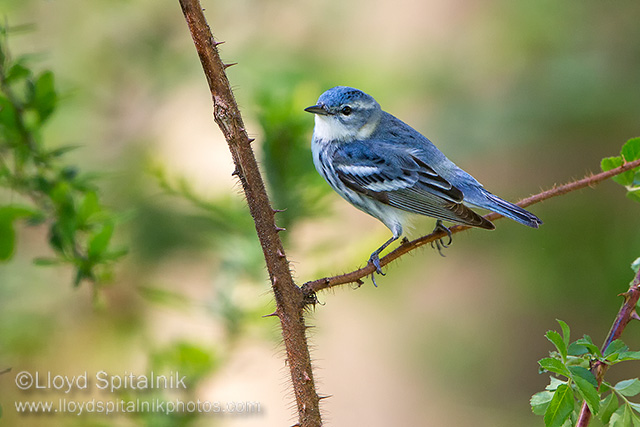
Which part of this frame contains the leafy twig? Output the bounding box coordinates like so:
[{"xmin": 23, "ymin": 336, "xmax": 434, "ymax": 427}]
[
  {"xmin": 177, "ymin": 1, "xmax": 322, "ymax": 425},
  {"xmin": 0, "ymin": 25, "xmax": 125, "ymax": 286},
  {"xmin": 301, "ymin": 157, "xmax": 640, "ymax": 297},
  {"xmin": 576, "ymin": 268, "xmax": 640, "ymax": 427}
]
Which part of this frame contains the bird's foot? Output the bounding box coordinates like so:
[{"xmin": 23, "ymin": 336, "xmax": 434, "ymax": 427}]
[
  {"xmin": 430, "ymin": 220, "xmax": 453, "ymax": 257},
  {"xmin": 368, "ymin": 253, "xmax": 385, "ymax": 287}
]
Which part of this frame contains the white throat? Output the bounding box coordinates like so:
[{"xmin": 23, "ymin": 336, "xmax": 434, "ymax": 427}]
[{"xmin": 313, "ymin": 115, "xmax": 379, "ymax": 142}]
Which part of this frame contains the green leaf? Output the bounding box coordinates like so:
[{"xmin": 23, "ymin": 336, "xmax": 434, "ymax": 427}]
[
  {"xmin": 568, "ymin": 341, "xmax": 589, "ymax": 356},
  {"xmin": 32, "ymin": 70, "xmax": 57, "ymax": 123},
  {"xmin": 0, "ymin": 96, "xmax": 18, "ymax": 131},
  {"xmin": 600, "ymin": 393, "xmax": 619, "ymax": 424},
  {"xmin": 605, "ymin": 340, "xmax": 629, "ymax": 359},
  {"xmin": 539, "ymin": 357, "xmax": 571, "ymax": 377},
  {"xmin": 630, "ymin": 402, "xmax": 640, "ymax": 414},
  {"xmin": 621, "ymin": 137, "xmax": 640, "ymax": 162},
  {"xmin": 544, "ymin": 384, "xmax": 575, "ymax": 427},
  {"xmin": 575, "ymin": 335, "xmax": 602, "ymax": 357},
  {"xmin": 569, "ymin": 366, "xmax": 599, "ymax": 415},
  {"xmin": 0, "ymin": 209, "xmax": 17, "ymax": 261},
  {"xmin": 77, "ymin": 191, "xmax": 101, "ymax": 225},
  {"xmin": 569, "ymin": 366, "xmax": 598, "ymax": 387},
  {"xmin": 632, "ymin": 258, "xmax": 640, "ymax": 274},
  {"xmin": 532, "ymin": 391, "xmax": 554, "ymax": 415},
  {"xmin": 602, "ymin": 155, "xmax": 634, "ymax": 186},
  {"xmin": 617, "ymin": 351, "xmax": 640, "ymax": 362},
  {"xmin": 547, "ymin": 330, "xmax": 568, "ymax": 361},
  {"xmin": 547, "ymin": 376, "xmax": 568, "ymax": 391},
  {"xmin": 44, "ymin": 144, "xmax": 81, "ymax": 159},
  {"xmin": 615, "ymin": 379, "xmax": 640, "ymax": 397},
  {"xmin": 33, "ymin": 257, "xmax": 64, "ymax": 266},
  {"xmin": 610, "ymin": 404, "xmax": 633, "ymax": 427},
  {"xmin": 0, "ymin": 205, "xmax": 40, "ymax": 261},
  {"xmin": 5, "ymin": 61, "xmax": 31, "ymax": 83},
  {"xmin": 88, "ymin": 222, "xmax": 114, "ymax": 259},
  {"xmin": 557, "ymin": 319, "xmax": 571, "ymax": 350},
  {"xmin": 627, "ymin": 189, "xmax": 640, "ymax": 204},
  {"xmin": 602, "ymin": 156, "xmax": 624, "ymax": 172}
]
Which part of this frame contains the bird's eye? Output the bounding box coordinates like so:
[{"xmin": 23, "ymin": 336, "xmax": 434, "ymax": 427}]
[{"xmin": 341, "ymin": 106, "xmax": 352, "ymax": 116}]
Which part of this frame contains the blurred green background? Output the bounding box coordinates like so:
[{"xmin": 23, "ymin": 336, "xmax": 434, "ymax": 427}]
[{"xmin": 1, "ymin": 0, "xmax": 640, "ymax": 426}]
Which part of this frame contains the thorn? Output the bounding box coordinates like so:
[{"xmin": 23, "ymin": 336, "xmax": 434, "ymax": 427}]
[
  {"xmin": 276, "ymin": 248, "xmax": 286, "ymax": 258},
  {"xmin": 303, "ymin": 371, "xmax": 311, "ymax": 381},
  {"xmin": 318, "ymin": 394, "xmax": 333, "ymax": 401},
  {"xmin": 273, "ymin": 207, "xmax": 287, "ymax": 213},
  {"xmin": 631, "ymin": 311, "xmax": 640, "ymax": 321},
  {"xmin": 231, "ymin": 166, "xmax": 240, "ymax": 177},
  {"xmin": 212, "ymin": 39, "xmax": 225, "ymax": 47},
  {"xmin": 247, "ymin": 137, "xmax": 255, "ymax": 143},
  {"xmin": 305, "ymin": 325, "xmax": 316, "ymax": 330},
  {"xmin": 356, "ymin": 279, "xmax": 364, "ymax": 286},
  {"xmin": 275, "ymin": 226, "xmax": 286, "ymax": 233},
  {"xmin": 618, "ymin": 291, "xmax": 631, "ymax": 300},
  {"xmin": 262, "ymin": 311, "xmax": 278, "ymax": 318},
  {"xmin": 223, "ymin": 62, "xmax": 238, "ymax": 69}
]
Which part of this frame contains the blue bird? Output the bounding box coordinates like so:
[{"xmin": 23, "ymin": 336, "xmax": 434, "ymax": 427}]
[{"xmin": 305, "ymin": 86, "xmax": 542, "ymax": 276}]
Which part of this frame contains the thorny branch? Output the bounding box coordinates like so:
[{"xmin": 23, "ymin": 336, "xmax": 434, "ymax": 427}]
[
  {"xmin": 576, "ymin": 268, "xmax": 640, "ymax": 427},
  {"xmin": 301, "ymin": 157, "xmax": 640, "ymax": 298},
  {"xmin": 178, "ymin": 1, "xmax": 322, "ymax": 426}
]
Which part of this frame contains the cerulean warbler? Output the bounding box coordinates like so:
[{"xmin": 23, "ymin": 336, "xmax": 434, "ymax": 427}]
[{"xmin": 305, "ymin": 86, "xmax": 542, "ymax": 275}]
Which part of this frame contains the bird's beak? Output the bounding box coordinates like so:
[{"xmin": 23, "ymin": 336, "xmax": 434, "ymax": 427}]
[{"xmin": 304, "ymin": 104, "xmax": 331, "ymax": 116}]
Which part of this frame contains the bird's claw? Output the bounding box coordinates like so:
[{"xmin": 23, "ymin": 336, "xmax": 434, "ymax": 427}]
[
  {"xmin": 368, "ymin": 253, "xmax": 385, "ymax": 287},
  {"xmin": 431, "ymin": 220, "xmax": 453, "ymax": 257},
  {"xmin": 431, "ymin": 239, "xmax": 448, "ymax": 257},
  {"xmin": 369, "ymin": 254, "xmax": 385, "ymax": 275}
]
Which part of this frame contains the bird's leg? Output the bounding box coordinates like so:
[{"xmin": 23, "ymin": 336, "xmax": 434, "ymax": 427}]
[
  {"xmin": 368, "ymin": 234, "xmax": 399, "ymax": 285},
  {"xmin": 430, "ymin": 220, "xmax": 453, "ymax": 257}
]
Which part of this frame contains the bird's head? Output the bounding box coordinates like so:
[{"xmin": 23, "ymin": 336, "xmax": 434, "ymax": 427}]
[{"xmin": 305, "ymin": 86, "xmax": 382, "ymax": 142}]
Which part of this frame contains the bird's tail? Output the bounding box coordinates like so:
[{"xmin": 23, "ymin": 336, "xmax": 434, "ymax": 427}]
[{"xmin": 477, "ymin": 190, "xmax": 542, "ymax": 228}]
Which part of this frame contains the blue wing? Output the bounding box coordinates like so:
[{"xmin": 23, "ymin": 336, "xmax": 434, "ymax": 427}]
[{"xmin": 332, "ymin": 142, "xmax": 494, "ymax": 229}]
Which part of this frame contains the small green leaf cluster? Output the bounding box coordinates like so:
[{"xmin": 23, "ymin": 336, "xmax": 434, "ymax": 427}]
[
  {"xmin": 601, "ymin": 137, "xmax": 640, "ymax": 203},
  {"xmin": 0, "ymin": 26, "xmax": 125, "ymax": 286},
  {"xmin": 532, "ymin": 320, "xmax": 640, "ymax": 426}
]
